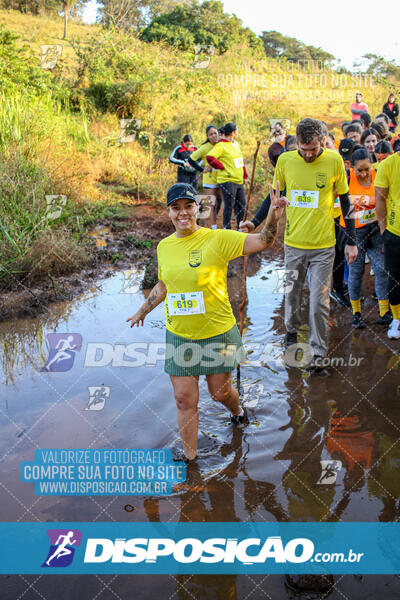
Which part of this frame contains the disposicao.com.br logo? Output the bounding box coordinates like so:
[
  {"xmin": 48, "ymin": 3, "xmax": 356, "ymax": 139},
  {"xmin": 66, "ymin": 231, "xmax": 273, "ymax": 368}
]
[
  {"xmin": 39, "ymin": 532, "xmax": 364, "ymax": 570},
  {"xmin": 82, "ymin": 536, "xmax": 364, "ymax": 567}
]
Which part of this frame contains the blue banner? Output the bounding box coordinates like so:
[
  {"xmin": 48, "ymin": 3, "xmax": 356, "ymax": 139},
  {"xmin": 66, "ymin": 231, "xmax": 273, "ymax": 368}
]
[{"xmin": 1, "ymin": 522, "xmax": 400, "ymax": 574}]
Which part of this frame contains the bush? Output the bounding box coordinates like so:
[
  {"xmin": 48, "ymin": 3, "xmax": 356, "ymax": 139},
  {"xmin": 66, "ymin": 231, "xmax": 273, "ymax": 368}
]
[
  {"xmin": 85, "ymin": 80, "xmax": 142, "ymax": 116},
  {"xmin": 141, "ymin": 0, "xmax": 263, "ymax": 54},
  {"xmin": 0, "ymin": 87, "xmax": 94, "ymax": 288},
  {"xmin": 22, "ymin": 227, "xmax": 89, "ymax": 280},
  {"xmin": 0, "ymin": 25, "xmax": 68, "ymax": 99}
]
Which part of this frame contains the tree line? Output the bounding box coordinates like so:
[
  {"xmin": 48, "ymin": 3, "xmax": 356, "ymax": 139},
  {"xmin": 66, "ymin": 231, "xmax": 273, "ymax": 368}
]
[{"xmin": 2, "ymin": 0, "xmax": 400, "ymax": 79}]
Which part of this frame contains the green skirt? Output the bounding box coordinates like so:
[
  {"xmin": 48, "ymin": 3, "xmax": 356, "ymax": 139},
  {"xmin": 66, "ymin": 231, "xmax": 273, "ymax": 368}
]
[{"xmin": 164, "ymin": 324, "xmax": 245, "ymax": 377}]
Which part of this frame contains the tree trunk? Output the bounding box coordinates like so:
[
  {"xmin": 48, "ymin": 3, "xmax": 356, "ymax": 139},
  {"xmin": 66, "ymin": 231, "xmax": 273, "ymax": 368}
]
[{"xmin": 63, "ymin": 2, "xmax": 69, "ymax": 39}]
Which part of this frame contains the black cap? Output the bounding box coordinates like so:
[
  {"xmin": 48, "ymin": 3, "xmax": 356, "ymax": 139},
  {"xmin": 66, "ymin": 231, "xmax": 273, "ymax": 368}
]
[
  {"xmin": 339, "ymin": 138, "xmax": 354, "ymax": 159},
  {"xmin": 167, "ymin": 183, "xmax": 199, "ymax": 207}
]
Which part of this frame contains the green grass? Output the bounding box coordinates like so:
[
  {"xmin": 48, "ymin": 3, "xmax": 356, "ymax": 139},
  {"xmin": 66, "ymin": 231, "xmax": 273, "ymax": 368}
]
[{"xmin": 125, "ymin": 235, "xmax": 153, "ymax": 249}]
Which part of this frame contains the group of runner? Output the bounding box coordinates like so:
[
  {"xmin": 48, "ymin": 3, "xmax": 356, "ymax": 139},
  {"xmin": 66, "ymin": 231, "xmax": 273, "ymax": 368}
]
[
  {"xmin": 127, "ymin": 106, "xmax": 400, "ymax": 461},
  {"xmin": 170, "ymin": 122, "xmax": 249, "ymax": 230},
  {"xmin": 331, "ymin": 96, "xmax": 400, "ymax": 333}
]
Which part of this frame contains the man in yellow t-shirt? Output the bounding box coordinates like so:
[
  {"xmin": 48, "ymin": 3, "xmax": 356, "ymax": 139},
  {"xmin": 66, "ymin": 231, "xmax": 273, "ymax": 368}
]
[
  {"xmin": 273, "ymin": 118, "xmax": 358, "ymax": 367},
  {"xmin": 375, "ymin": 151, "xmax": 400, "ymax": 339}
]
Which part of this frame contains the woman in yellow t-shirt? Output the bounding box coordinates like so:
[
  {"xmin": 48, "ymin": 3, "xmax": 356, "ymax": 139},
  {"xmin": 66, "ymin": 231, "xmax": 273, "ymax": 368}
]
[
  {"xmin": 206, "ymin": 122, "xmax": 248, "ymax": 230},
  {"xmin": 127, "ymin": 182, "xmax": 286, "ymax": 461},
  {"xmin": 188, "ymin": 125, "xmax": 221, "ymax": 229}
]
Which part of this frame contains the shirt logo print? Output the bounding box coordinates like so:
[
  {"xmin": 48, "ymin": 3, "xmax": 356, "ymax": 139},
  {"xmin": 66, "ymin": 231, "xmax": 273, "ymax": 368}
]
[
  {"xmin": 316, "ymin": 173, "xmax": 327, "ymax": 189},
  {"xmin": 189, "ymin": 250, "xmax": 202, "ymax": 268}
]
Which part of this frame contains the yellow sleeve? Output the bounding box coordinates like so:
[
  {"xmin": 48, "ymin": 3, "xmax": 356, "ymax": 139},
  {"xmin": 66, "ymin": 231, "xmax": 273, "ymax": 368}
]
[
  {"xmin": 207, "ymin": 142, "xmax": 224, "ymax": 159},
  {"xmin": 375, "ymin": 159, "xmax": 389, "ymax": 188},
  {"xmin": 157, "ymin": 242, "xmax": 162, "ymax": 280},
  {"xmin": 214, "ymin": 229, "xmax": 247, "ymax": 261},
  {"xmin": 334, "ymin": 155, "xmax": 349, "ymax": 195},
  {"xmin": 273, "ymin": 155, "xmax": 286, "ymax": 190},
  {"xmin": 190, "ymin": 144, "xmax": 208, "ymax": 161}
]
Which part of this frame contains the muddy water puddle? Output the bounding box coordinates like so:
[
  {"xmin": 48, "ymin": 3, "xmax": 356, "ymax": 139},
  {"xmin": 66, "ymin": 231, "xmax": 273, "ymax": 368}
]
[{"xmin": 1, "ymin": 256, "xmax": 400, "ymax": 598}]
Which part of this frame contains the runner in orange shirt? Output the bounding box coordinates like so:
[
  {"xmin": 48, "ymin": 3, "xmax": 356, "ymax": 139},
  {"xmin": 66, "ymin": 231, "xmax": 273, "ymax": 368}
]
[{"xmin": 339, "ymin": 148, "xmax": 390, "ymax": 327}]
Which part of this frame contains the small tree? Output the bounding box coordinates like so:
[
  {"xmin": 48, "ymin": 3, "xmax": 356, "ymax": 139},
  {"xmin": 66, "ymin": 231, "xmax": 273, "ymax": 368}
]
[
  {"xmin": 97, "ymin": 0, "xmax": 189, "ymax": 32},
  {"xmin": 62, "ymin": 0, "xmax": 90, "ymax": 39},
  {"xmin": 362, "ymin": 53, "xmax": 400, "ymax": 80},
  {"xmin": 261, "ymin": 30, "xmax": 334, "ymax": 67},
  {"xmin": 62, "ymin": 0, "xmax": 69, "ymax": 38}
]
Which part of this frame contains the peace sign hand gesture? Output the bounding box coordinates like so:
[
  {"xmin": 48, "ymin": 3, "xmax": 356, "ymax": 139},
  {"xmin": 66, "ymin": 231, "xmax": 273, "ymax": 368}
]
[{"xmin": 266, "ymin": 181, "xmax": 289, "ymax": 225}]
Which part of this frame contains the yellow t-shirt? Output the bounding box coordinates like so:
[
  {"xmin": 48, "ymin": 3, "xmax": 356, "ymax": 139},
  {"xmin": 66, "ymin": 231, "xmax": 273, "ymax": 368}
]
[
  {"xmin": 273, "ymin": 149, "xmax": 349, "ymax": 249},
  {"xmin": 157, "ymin": 228, "xmax": 247, "ymax": 339},
  {"xmin": 374, "ymin": 152, "xmax": 400, "ymax": 237},
  {"xmin": 190, "ymin": 142, "xmax": 218, "ymax": 186},
  {"xmin": 206, "ymin": 140, "xmax": 245, "ymax": 185}
]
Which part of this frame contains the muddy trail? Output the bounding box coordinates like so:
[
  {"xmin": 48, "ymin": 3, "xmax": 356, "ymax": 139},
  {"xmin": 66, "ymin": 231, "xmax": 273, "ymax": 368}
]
[{"xmin": 0, "ymin": 205, "xmax": 173, "ymax": 322}]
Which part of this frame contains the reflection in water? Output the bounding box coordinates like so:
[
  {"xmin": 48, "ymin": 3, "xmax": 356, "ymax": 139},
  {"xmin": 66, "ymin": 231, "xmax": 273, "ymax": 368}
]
[
  {"xmin": 89, "ymin": 226, "xmax": 111, "ymax": 248},
  {"xmin": 0, "ymin": 288, "xmax": 99, "ymax": 387},
  {"xmin": 144, "ymin": 427, "xmax": 286, "ymax": 599},
  {"xmin": 276, "ymin": 370, "xmax": 335, "ymax": 522}
]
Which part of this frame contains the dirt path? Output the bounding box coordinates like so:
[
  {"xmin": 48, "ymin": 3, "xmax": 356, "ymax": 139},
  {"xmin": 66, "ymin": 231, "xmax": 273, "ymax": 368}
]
[{"xmin": 0, "ymin": 204, "xmax": 173, "ymax": 322}]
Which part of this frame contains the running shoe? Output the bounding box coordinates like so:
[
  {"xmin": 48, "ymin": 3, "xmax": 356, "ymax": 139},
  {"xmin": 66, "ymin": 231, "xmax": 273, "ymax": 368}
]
[
  {"xmin": 284, "ymin": 331, "xmax": 297, "ymax": 347},
  {"xmin": 388, "ymin": 319, "xmax": 400, "ymax": 339},
  {"xmin": 352, "ymin": 312, "xmax": 366, "ymax": 329},
  {"xmin": 231, "ymin": 409, "xmax": 248, "ymax": 426},
  {"xmin": 377, "ymin": 311, "xmax": 393, "ymax": 325},
  {"xmin": 330, "ymin": 289, "xmax": 351, "ymax": 307},
  {"xmin": 370, "ymin": 267, "xmax": 374, "ymax": 276},
  {"xmin": 172, "ymin": 449, "xmax": 196, "ymax": 463}
]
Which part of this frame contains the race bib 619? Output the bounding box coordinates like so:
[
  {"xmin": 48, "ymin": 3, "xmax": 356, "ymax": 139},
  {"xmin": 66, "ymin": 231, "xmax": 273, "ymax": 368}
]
[{"xmin": 167, "ymin": 292, "xmax": 205, "ymax": 316}]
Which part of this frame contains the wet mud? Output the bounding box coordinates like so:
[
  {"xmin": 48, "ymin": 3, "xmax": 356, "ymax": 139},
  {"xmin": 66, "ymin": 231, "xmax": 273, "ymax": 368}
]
[{"xmin": 0, "ymin": 207, "xmax": 173, "ymax": 322}]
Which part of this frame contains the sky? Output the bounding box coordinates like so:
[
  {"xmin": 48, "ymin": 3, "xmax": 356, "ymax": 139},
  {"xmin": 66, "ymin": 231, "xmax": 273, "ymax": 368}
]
[{"xmin": 82, "ymin": 0, "xmax": 400, "ymax": 71}]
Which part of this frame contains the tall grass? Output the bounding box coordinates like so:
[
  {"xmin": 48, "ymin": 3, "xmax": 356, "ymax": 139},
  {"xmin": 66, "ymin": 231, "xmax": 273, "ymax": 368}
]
[{"xmin": 0, "ymin": 90, "xmax": 92, "ymax": 288}]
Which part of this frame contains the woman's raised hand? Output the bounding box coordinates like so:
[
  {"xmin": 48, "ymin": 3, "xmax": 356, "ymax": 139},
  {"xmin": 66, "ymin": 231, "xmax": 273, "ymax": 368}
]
[{"xmin": 267, "ymin": 181, "xmax": 288, "ymax": 223}]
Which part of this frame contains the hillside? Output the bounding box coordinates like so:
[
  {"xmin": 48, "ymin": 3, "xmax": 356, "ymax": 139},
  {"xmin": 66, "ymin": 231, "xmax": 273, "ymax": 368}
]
[
  {"xmin": 0, "ymin": 8, "xmax": 96, "ymax": 69},
  {"xmin": 0, "ymin": 8, "xmax": 395, "ymax": 290}
]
